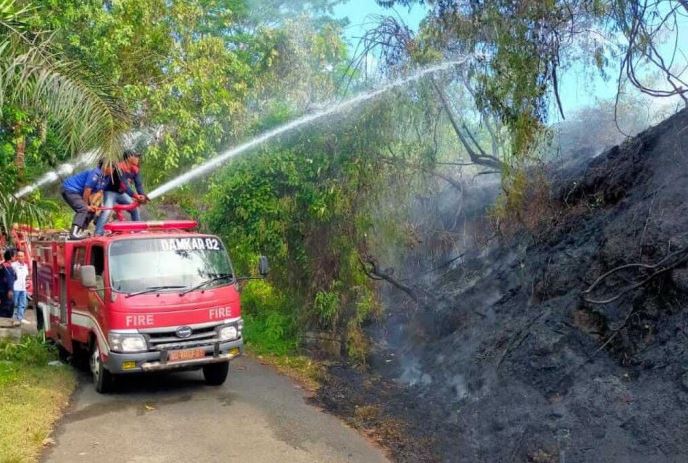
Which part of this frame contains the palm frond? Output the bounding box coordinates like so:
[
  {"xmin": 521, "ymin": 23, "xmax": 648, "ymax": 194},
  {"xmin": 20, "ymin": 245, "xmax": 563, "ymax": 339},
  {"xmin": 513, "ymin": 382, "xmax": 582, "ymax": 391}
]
[
  {"xmin": 0, "ymin": 191, "xmax": 55, "ymax": 236},
  {"xmin": 0, "ymin": 0, "xmax": 129, "ymax": 164}
]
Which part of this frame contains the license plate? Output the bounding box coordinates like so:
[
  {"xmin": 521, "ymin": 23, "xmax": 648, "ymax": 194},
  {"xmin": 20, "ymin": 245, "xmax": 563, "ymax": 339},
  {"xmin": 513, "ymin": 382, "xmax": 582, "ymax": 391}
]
[{"xmin": 167, "ymin": 348, "xmax": 205, "ymax": 362}]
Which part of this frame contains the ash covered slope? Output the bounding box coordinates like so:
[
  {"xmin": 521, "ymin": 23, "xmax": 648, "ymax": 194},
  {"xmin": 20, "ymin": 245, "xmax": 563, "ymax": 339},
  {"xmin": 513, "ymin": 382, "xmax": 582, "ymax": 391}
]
[
  {"xmin": 382, "ymin": 108, "xmax": 688, "ymax": 462},
  {"xmin": 315, "ymin": 108, "xmax": 688, "ymax": 462}
]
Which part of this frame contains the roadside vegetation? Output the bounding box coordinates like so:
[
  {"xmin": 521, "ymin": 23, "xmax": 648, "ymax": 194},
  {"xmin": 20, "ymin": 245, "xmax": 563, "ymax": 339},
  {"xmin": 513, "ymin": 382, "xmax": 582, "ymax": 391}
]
[
  {"xmin": 239, "ymin": 280, "xmax": 323, "ymax": 390},
  {"xmin": 0, "ymin": 336, "xmax": 75, "ymax": 463}
]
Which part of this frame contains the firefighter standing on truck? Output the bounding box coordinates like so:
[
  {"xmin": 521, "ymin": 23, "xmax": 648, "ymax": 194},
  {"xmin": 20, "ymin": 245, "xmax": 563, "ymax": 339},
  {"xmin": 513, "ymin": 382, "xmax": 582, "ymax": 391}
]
[
  {"xmin": 95, "ymin": 149, "xmax": 149, "ymax": 236},
  {"xmin": 60, "ymin": 161, "xmax": 113, "ymax": 240}
]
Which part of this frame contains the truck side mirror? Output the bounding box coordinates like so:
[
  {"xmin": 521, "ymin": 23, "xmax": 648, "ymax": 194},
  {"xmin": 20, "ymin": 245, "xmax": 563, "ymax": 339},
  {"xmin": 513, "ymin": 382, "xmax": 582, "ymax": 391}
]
[
  {"xmin": 258, "ymin": 256, "xmax": 269, "ymax": 277},
  {"xmin": 80, "ymin": 265, "xmax": 97, "ymax": 288}
]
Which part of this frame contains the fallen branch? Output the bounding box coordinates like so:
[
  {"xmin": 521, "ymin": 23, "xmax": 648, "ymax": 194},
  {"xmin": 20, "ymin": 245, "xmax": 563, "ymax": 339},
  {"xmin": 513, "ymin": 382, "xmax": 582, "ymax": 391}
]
[
  {"xmin": 405, "ymin": 253, "xmax": 465, "ymax": 280},
  {"xmin": 588, "ymin": 305, "xmax": 638, "ymax": 359},
  {"xmin": 582, "ymin": 246, "xmax": 688, "ymax": 305},
  {"xmin": 496, "ymin": 310, "xmax": 548, "ymax": 371},
  {"xmin": 358, "ymin": 254, "xmax": 419, "ymax": 303}
]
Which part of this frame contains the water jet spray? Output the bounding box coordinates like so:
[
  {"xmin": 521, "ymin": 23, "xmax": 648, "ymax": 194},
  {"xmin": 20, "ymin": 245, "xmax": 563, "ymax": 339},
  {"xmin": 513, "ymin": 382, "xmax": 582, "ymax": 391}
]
[
  {"xmin": 147, "ymin": 59, "xmax": 470, "ymax": 199},
  {"xmin": 12, "ymin": 127, "xmax": 164, "ymax": 199},
  {"xmin": 13, "ymin": 60, "xmax": 468, "ymax": 201}
]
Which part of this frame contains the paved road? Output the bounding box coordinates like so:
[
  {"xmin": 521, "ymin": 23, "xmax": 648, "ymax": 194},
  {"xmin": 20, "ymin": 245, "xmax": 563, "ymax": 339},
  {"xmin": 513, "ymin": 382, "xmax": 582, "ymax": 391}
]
[{"xmin": 42, "ymin": 357, "xmax": 389, "ymax": 463}]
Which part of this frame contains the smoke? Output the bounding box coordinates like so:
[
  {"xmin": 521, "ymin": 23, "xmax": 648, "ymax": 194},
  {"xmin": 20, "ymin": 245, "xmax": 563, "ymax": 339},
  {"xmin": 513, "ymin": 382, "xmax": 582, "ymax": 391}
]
[{"xmin": 399, "ymin": 356, "xmax": 433, "ymax": 387}]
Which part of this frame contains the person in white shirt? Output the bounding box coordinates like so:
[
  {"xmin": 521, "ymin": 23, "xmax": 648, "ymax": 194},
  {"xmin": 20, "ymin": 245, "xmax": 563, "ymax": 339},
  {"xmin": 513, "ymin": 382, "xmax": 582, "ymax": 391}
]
[{"xmin": 11, "ymin": 250, "xmax": 29, "ymax": 324}]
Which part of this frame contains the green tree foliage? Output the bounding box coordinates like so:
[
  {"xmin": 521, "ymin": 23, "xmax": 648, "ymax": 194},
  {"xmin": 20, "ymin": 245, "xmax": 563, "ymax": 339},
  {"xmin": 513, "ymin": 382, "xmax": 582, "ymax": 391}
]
[
  {"xmin": 0, "ymin": 0, "xmax": 128, "ymax": 159},
  {"xmin": 4, "ymin": 0, "xmax": 345, "ymax": 225},
  {"xmin": 0, "ymin": 0, "xmax": 129, "ymax": 232},
  {"xmin": 205, "ymin": 129, "xmax": 381, "ymax": 359},
  {"xmin": 27, "ymin": 0, "xmax": 347, "ymax": 186}
]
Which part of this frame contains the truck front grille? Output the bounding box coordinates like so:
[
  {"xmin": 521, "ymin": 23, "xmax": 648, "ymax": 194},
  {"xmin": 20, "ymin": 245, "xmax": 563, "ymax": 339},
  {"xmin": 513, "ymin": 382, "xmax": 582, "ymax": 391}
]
[{"xmin": 144, "ymin": 325, "xmax": 219, "ymax": 350}]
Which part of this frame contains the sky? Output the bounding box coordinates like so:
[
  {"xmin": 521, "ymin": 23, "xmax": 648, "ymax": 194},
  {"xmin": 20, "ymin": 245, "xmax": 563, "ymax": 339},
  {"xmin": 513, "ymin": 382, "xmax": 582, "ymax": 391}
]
[
  {"xmin": 333, "ymin": 1, "xmax": 427, "ymax": 47},
  {"xmin": 332, "ymin": 1, "xmax": 688, "ymax": 121}
]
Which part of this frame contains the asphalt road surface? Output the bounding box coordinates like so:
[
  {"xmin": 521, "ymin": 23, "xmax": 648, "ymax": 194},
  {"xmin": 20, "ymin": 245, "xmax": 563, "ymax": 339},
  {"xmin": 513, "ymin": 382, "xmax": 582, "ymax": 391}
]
[{"xmin": 42, "ymin": 357, "xmax": 389, "ymax": 463}]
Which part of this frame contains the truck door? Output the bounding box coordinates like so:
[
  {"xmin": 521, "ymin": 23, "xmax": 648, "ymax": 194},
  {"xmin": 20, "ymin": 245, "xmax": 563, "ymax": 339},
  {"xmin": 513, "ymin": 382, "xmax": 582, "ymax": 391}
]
[
  {"xmin": 52, "ymin": 266, "xmax": 69, "ymax": 349},
  {"xmin": 68, "ymin": 245, "xmax": 88, "ymax": 316},
  {"xmin": 87, "ymin": 245, "xmax": 107, "ymax": 329},
  {"xmin": 55, "ymin": 245, "xmax": 83, "ymax": 350}
]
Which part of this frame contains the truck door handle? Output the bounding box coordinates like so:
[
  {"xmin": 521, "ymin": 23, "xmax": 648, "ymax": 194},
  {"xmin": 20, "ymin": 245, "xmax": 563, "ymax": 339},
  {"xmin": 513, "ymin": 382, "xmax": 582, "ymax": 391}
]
[{"xmin": 70, "ymin": 300, "xmax": 76, "ymax": 306}]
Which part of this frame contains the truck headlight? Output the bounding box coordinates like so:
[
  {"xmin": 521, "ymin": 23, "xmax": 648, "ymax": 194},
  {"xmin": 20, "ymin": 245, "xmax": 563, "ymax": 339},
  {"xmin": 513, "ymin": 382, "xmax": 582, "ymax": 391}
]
[
  {"xmin": 218, "ymin": 325, "xmax": 238, "ymax": 341},
  {"xmin": 109, "ymin": 333, "xmax": 147, "ymax": 353}
]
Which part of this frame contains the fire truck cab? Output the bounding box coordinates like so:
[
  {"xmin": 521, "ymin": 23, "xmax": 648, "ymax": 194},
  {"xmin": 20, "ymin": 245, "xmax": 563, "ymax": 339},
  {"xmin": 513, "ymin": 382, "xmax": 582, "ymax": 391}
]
[{"xmin": 31, "ymin": 220, "xmax": 266, "ymax": 393}]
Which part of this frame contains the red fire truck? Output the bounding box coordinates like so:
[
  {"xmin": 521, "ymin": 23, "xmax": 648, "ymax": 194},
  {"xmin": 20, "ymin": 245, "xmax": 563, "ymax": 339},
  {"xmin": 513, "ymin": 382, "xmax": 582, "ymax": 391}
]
[{"xmin": 31, "ymin": 208, "xmax": 267, "ymax": 393}]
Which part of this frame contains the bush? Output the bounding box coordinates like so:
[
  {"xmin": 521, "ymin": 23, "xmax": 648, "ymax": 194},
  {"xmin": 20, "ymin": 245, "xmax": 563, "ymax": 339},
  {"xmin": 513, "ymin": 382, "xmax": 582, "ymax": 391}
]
[
  {"xmin": 313, "ymin": 289, "xmax": 340, "ymax": 328},
  {"xmin": 491, "ymin": 167, "xmax": 557, "ymax": 238},
  {"xmin": 241, "ymin": 280, "xmax": 298, "ymax": 355},
  {"xmin": 0, "ymin": 335, "xmax": 56, "ymax": 366}
]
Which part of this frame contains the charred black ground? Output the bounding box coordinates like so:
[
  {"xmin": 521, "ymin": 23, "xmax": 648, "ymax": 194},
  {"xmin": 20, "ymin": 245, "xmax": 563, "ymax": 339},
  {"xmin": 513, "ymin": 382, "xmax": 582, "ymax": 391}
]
[{"xmin": 314, "ymin": 108, "xmax": 688, "ymax": 462}]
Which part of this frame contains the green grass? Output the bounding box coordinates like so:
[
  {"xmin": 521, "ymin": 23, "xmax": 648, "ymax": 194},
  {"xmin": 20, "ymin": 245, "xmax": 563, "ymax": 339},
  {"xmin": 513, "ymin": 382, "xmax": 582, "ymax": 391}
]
[
  {"xmin": 240, "ymin": 279, "xmax": 299, "ymax": 356},
  {"xmin": 249, "ymin": 350, "xmax": 326, "ymax": 392},
  {"xmin": 0, "ymin": 336, "xmax": 76, "ymax": 463}
]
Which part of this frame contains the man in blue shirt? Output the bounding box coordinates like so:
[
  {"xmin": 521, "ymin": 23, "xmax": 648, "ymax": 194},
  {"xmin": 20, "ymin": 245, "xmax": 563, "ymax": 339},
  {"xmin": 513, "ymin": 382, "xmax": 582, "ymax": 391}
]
[{"xmin": 61, "ymin": 161, "xmax": 113, "ymax": 240}]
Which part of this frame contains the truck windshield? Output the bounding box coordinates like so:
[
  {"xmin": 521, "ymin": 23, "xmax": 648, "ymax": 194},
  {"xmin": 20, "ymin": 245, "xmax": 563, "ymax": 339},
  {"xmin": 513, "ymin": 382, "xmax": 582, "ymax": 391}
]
[{"xmin": 109, "ymin": 237, "xmax": 234, "ymax": 294}]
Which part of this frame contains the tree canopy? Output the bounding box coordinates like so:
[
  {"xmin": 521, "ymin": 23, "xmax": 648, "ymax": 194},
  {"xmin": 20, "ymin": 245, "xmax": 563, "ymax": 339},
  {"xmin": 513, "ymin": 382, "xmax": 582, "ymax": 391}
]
[{"xmin": 374, "ymin": 0, "xmax": 688, "ymax": 156}]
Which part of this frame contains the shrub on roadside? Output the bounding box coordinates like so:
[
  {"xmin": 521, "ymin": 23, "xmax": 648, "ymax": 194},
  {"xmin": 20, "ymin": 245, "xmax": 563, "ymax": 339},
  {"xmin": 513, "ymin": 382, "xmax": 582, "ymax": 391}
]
[
  {"xmin": 241, "ymin": 280, "xmax": 298, "ymax": 355},
  {"xmin": 0, "ymin": 335, "xmax": 56, "ymax": 365}
]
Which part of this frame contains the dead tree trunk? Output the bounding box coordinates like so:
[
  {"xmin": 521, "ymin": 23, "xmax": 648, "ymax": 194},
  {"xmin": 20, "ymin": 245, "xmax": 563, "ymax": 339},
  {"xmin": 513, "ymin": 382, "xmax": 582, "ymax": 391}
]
[{"xmin": 431, "ymin": 79, "xmax": 505, "ymax": 172}]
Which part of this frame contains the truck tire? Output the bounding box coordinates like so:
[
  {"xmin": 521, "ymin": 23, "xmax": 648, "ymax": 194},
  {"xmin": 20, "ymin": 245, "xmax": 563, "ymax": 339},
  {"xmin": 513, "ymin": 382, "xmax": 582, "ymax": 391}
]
[
  {"xmin": 90, "ymin": 343, "xmax": 114, "ymax": 393},
  {"xmin": 203, "ymin": 362, "xmax": 229, "ymax": 386}
]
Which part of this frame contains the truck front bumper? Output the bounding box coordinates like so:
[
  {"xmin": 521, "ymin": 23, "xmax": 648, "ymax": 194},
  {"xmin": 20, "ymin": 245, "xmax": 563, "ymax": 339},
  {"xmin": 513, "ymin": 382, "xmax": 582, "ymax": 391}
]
[{"xmin": 105, "ymin": 339, "xmax": 243, "ymax": 374}]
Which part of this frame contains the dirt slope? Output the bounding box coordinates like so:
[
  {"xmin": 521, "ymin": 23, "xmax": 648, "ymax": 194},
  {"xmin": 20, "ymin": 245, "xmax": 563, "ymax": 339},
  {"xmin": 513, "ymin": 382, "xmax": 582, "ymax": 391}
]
[{"xmin": 317, "ymin": 108, "xmax": 688, "ymax": 462}]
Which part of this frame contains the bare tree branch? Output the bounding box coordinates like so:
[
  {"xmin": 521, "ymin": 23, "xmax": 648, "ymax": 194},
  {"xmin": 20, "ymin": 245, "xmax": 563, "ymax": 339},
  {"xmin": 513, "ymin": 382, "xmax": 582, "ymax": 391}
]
[
  {"xmin": 382, "ymin": 147, "xmax": 465, "ymax": 192},
  {"xmin": 358, "ymin": 254, "xmax": 419, "ymax": 303},
  {"xmin": 432, "ymin": 79, "xmax": 504, "ymax": 171}
]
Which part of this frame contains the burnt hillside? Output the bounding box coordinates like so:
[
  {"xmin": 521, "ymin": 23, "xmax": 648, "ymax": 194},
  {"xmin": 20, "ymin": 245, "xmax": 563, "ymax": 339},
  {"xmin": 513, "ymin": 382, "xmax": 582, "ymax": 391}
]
[{"xmin": 317, "ymin": 108, "xmax": 688, "ymax": 462}]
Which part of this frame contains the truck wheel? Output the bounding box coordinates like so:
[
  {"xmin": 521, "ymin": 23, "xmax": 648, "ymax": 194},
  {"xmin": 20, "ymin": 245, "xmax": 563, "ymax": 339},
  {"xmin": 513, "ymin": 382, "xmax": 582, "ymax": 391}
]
[
  {"xmin": 90, "ymin": 343, "xmax": 114, "ymax": 393},
  {"xmin": 203, "ymin": 362, "xmax": 229, "ymax": 386}
]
